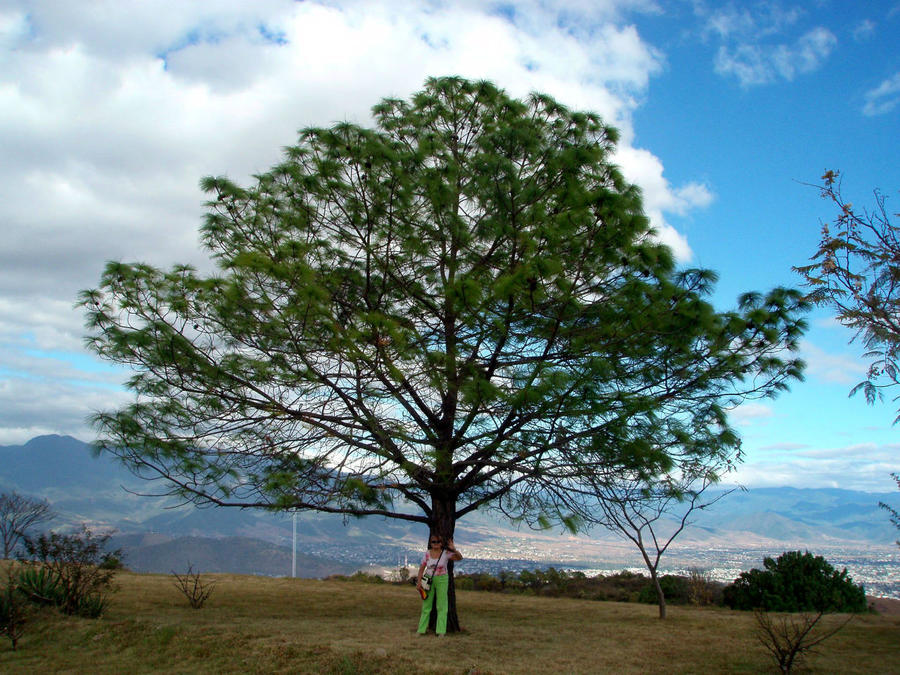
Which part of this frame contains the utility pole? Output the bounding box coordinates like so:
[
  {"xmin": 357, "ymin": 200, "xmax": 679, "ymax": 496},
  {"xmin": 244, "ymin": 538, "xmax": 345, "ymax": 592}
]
[{"xmin": 292, "ymin": 510, "xmax": 297, "ymax": 578}]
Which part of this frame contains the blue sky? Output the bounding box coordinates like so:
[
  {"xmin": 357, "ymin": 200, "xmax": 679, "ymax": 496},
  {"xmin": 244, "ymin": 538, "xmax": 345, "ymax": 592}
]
[{"xmin": 1, "ymin": 0, "xmax": 898, "ymax": 492}]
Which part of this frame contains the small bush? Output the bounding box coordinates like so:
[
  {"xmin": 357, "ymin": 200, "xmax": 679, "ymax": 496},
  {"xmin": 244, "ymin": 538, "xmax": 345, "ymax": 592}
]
[
  {"xmin": 755, "ymin": 609, "xmax": 853, "ymax": 673},
  {"xmin": 637, "ymin": 575, "xmax": 691, "ymax": 605},
  {"xmin": 454, "ymin": 576, "xmax": 474, "ymax": 591},
  {"xmin": 19, "ymin": 525, "xmax": 123, "ymax": 618},
  {"xmin": 350, "ymin": 571, "xmax": 385, "ymax": 584},
  {"xmin": 1, "ymin": 565, "xmax": 29, "ymax": 651},
  {"xmin": 326, "ymin": 572, "xmax": 386, "ymax": 584},
  {"xmin": 452, "ymin": 569, "xmax": 667, "ymax": 603},
  {"xmin": 687, "ymin": 568, "xmax": 720, "ymax": 606},
  {"xmin": 172, "ymin": 565, "xmax": 216, "ymax": 609},
  {"xmin": 723, "ymin": 551, "xmax": 867, "ymax": 613}
]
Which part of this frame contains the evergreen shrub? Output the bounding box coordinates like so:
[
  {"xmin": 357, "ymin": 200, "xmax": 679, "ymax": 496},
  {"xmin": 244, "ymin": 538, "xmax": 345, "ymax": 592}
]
[{"xmin": 723, "ymin": 550, "xmax": 867, "ymax": 613}]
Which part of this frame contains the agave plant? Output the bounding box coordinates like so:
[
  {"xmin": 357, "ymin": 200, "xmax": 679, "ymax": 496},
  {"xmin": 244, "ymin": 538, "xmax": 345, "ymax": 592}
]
[{"xmin": 16, "ymin": 565, "xmax": 62, "ymax": 606}]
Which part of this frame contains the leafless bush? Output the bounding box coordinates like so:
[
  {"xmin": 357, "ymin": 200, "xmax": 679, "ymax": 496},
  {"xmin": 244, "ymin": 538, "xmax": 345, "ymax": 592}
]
[
  {"xmin": 687, "ymin": 567, "xmax": 715, "ymax": 606},
  {"xmin": 172, "ymin": 565, "xmax": 216, "ymax": 609},
  {"xmin": 754, "ymin": 609, "xmax": 852, "ymax": 673}
]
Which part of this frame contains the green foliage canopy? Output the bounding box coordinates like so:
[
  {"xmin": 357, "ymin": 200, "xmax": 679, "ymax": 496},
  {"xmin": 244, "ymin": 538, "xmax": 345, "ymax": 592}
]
[
  {"xmin": 80, "ymin": 77, "xmax": 806, "ymax": 537},
  {"xmin": 723, "ymin": 550, "xmax": 867, "ymax": 613}
]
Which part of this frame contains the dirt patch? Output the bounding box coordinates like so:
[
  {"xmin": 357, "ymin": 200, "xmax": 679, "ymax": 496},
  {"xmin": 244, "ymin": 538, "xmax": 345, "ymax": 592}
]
[{"xmin": 868, "ymin": 596, "xmax": 900, "ymax": 616}]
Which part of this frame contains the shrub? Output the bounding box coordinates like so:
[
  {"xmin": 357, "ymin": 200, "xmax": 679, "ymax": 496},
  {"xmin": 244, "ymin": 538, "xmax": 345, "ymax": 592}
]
[
  {"xmin": 723, "ymin": 551, "xmax": 867, "ymax": 613},
  {"xmin": 20, "ymin": 525, "xmax": 123, "ymax": 618},
  {"xmin": 462, "ymin": 573, "xmax": 503, "ymax": 593},
  {"xmin": 755, "ymin": 609, "xmax": 853, "ymax": 673},
  {"xmin": 16, "ymin": 565, "xmax": 62, "ymax": 606},
  {"xmin": 1, "ymin": 564, "xmax": 29, "ymax": 651},
  {"xmin": 172, "ymin": 564, "xmax": 216, "ymax": 609},
  {"xmin": 687, "ymin": 567, "xmax": 720, "ymax": 606},
  {"xmin": 454, "ymin": 576, "xmax": 474, "ymax": 591},
  {"xmin": 326, "ymin": 572, "xmax": 386, "ymax": 584},
  {"xmin": 637, "ymin": 575, "xmax": 691, "ymax": 605}
]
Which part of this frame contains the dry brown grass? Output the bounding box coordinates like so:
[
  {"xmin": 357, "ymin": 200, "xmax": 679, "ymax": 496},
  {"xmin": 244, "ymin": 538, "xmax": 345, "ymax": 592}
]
[{"xmin": 1, "ymin": 570, "xmax": 898, "ymax": 674}]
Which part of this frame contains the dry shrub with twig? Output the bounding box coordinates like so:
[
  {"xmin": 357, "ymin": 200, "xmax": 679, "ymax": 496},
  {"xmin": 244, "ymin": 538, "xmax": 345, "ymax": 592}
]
[
  {"xmin": 687, "ymin": 567, "xmax": 716, "ymax": 606},
  {"xmin": 172, "ymin": 565, "xmax": 216, "ymax": 609},
  {"xmin": 754, "ymin": 609, "xmax": 852, "ymax": 673}
]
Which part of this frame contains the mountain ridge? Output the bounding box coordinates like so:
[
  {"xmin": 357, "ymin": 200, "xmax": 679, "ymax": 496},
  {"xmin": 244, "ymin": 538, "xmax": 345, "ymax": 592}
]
[{"xmin": 2, "ymin": 435, "xmax": 897, "ymax": 576}]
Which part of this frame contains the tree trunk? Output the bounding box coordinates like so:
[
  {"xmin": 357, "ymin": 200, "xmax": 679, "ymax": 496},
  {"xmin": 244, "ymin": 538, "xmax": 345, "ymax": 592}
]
[
  {"xmin": 427, "ymin": 495, "xmax": 461, "ymax": 633},
  {"xmin": 650, "ymin": 569, "xmax": 667, "ymax": 620}
]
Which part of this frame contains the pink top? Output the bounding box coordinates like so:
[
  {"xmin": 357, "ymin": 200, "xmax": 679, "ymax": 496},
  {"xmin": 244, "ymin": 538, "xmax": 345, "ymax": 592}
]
[{"xmin": 422, "ymin": 550, "xmax": 448, "ymax": 576}]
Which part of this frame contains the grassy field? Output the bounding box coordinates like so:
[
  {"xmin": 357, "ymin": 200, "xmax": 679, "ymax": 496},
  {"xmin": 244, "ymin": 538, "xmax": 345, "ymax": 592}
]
[{"xmin": 2, "ymin": 571, "xmax": 898, "ymax": 674}]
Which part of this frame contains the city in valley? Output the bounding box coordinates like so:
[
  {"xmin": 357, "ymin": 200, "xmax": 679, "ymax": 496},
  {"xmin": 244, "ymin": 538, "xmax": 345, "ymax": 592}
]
[{"xmin": 346, "ymin": 520, "xmax": 900, "ymax": 599}]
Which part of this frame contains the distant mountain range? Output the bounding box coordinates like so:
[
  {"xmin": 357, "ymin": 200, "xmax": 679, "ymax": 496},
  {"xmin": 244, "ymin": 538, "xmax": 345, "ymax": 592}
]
[{"xmin": 2, "ymin": 435, "xmax": 898, "ymax": 576}]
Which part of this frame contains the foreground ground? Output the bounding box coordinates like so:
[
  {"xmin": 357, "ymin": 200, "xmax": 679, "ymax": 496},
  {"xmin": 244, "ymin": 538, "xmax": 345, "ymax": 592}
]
[{"xmin": 2, "ymin": 572, "xmax": 898, "ymax": 674}]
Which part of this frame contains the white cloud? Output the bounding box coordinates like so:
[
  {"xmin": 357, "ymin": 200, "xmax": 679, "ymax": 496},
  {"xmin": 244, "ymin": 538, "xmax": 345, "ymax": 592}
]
[
  {"xmin": 0, "ymin": 376, "xmax": 132, "ymax": 445},
  {"xmin": 852, "ymin": 19, "xmax": 876, "ymax": 42},
  {"xmin": 757, "ymin": 442, "xmax": 810, "ymax": 452},
  {"xmin": 771, "ymin": 27, "xmax": 838, "ymax": 80},
  {"xmin": 714, "ymin": 26, "xmax": 836, "ymax": 87},
  {"xmin": 800, "ymin": 340, "xmax": 867, "ymax": 386},
  {"xmin": 694, "ymin": 2, "xmax": 836, "ymax": 87},
  {"xmin": 734, "ymin": 442, "xmax": 900, "ymax": 492},
  {"xmin": 797, "ymin": 442, "xmax": 898, "ymax": 460},
  {"xmin": 863, "ymin": 71, "xmax": 900, "ymax": 116},
  {"xmin": 1, "ymin": 0, "xmax": 711, "ymax": 444},
  {"xmin": 728, "ymin": 402, "xmax": 774, "ymax": 427},
  {"xmin": 699, "ymin": 2, "xmax": 801, "ymax": 41},
  {"xmin": 614, "ymin": 145, "xmax": 714, "ymax": 260}
]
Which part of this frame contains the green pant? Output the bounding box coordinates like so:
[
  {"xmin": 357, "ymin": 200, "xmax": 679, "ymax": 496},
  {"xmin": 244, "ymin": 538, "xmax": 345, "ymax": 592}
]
[{"xmin": 417, "ymin": 574, "xmax": 449, "ymax": 635}]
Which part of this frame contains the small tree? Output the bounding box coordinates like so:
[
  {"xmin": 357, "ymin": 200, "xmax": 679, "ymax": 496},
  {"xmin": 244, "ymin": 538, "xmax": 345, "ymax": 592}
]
[
  {"xmin": 723, "ymin": 550, "xmax": 867, "ymax": 613},
  {"xmin": 755, "ymin": 609, "xmax": 852, "ymax": 674},
  {"xmin": 21, "ymin": 525, "xmax": 123, "ymax": 617},
  {"xmin": 569, "ymin": 451, "xmax": 739, "ymax": 619},
  {"xmin": 0, "ymin": 492, "xmax": 53, "ymax": 559}
]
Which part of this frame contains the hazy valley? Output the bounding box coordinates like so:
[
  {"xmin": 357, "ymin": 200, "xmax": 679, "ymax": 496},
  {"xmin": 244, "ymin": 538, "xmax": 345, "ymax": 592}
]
[{"xmin": 2, "ymin": 435, "xmax": 897, "ymax": 596}]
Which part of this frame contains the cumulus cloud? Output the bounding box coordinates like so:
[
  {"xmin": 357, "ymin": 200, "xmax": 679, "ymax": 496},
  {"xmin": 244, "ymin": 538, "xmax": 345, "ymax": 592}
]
[
  {"xmin": 0, "ymin": 0, "xmax": 712, "ymax": 444},
  {"xmin": 612, "ymin": 146, "xmax": 713, "ymax": 260},
  {"xmin": 863, "ymin": 71, "xmax": 900, "ymax": 116}
]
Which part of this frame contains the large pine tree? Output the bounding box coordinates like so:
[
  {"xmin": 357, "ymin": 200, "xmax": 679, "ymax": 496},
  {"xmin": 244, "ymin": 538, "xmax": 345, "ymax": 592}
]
[{"xmin": 81, "ymin": 77, "xmax": 806, "ymax": 630}]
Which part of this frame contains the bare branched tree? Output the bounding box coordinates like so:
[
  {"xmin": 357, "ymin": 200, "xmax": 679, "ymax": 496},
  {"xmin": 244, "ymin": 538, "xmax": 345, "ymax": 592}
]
[
  {"xmin": 0, "ymin": 492, "xmax": 53, "ymax": 559},
  {"xmin": 551, "ymin": 448, "xmax": 741, "ymax": 619}
]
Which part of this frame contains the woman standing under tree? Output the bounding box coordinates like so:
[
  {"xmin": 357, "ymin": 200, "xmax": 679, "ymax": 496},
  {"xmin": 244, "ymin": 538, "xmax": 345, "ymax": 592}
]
[{"xmin": 416, "ymin": 534, "xmax": 463, "ymax": 636}]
